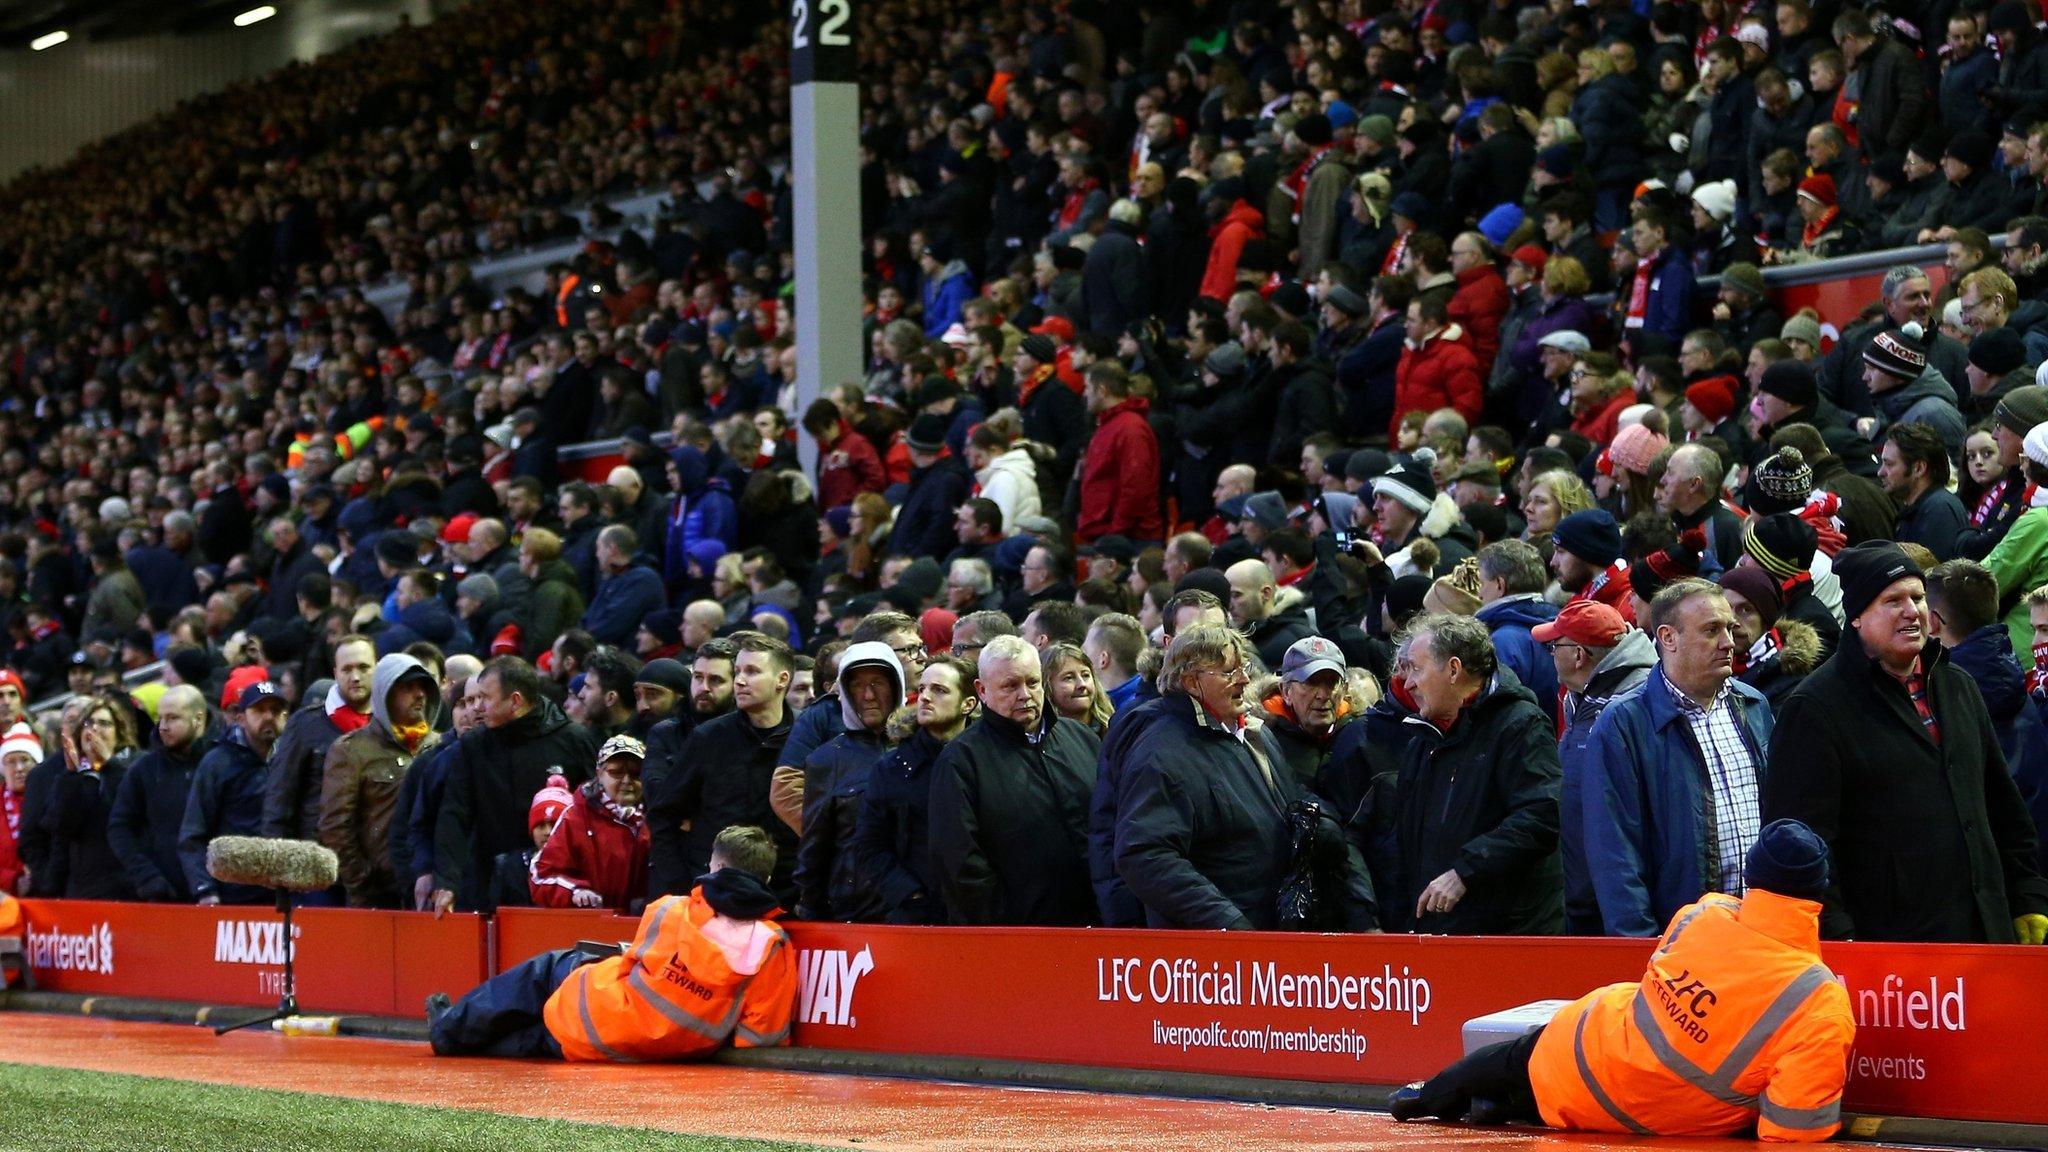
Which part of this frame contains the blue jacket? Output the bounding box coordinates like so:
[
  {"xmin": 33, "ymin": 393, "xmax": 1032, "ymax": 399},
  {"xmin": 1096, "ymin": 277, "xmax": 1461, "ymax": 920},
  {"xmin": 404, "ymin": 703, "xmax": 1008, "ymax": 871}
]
[
  {"xmin": 178, "ymin": 727, "xmax": 273, "ymax": 903},
  {"xmin": 1476, "ymin": 595, "xmax": 1560, "ymax": 723},
  {"xmin": 889, "ymin": 454, "xmax": 973, "ymax": 560},
  {"xmin": 1629, "ymin": 246, "xmax": 1694, "ymax": 349},
  {"xmin": 1555, "ymin": 628, "xmax": 1657, "ymax": 933},
  {"xmin": 378, "ymin": 595, "xmax": 470, "ymax": 657},
  {"xmin": 1940, "ymin": 47, "xmax": 1999, "ymax": 135},
  {"xmin": 394, "ymin": 738, "xmax": 456, "ymax": 885},
  {"xmin": 922, "ymin": 261, "xmax": 977, "ymax": 338},
  {"xmin": 1087, "ymin": 695, "xmax": 1173, "ymax": 927},
  {"xmin": 661, "ymin": 445, "xmax": 738, "ymax": 583},
  {"xmin": 1583, "ymin": 665, "xmax": 1774, "ymax": 936},
  {"xmin": 1949, "ymin": 624, "xmax": 2026, "ymax": 760},
  {"xmin": 580, "ymin": 562, "xmax": 665, "ymax": 647}
]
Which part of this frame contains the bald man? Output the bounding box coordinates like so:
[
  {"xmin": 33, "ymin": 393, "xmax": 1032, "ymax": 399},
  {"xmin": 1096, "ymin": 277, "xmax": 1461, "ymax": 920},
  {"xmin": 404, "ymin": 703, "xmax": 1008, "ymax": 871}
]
[
  {"xmin": 1225, "ymin": 559, "xmax": 1318, "ymax": 671},
  {"xmin": 609, "ymin": 464, "xmax": 669, "ymax": 562},
  {"xmin": 107, "ymin": 684, "xmax": 215, "ymax": 902}
]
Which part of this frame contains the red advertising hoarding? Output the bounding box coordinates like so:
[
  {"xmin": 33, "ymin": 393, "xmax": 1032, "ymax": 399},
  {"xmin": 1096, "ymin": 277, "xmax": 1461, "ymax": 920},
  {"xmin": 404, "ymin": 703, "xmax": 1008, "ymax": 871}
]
[
  {"xmin": 17, "ymin": 900, "xmax": 488, "ymax": 1018},
  {"xmin": 491, "ymin": 912, "xmax": 2048, "ymax": 1126},
  {"xmin": 20, "ymin": 900, "xmax": 2045, "ymax": 1126}
]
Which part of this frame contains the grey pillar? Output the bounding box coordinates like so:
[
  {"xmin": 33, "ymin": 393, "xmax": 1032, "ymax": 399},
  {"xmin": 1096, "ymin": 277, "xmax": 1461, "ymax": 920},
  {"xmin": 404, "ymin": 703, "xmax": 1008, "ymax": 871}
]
[{"xmin": 789, "ymin": 0, "xmax": 861, "ymax": 477}]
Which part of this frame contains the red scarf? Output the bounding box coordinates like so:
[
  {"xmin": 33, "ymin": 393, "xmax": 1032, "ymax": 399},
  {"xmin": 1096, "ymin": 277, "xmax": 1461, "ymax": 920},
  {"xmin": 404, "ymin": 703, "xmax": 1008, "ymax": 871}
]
[
  {"xmin": 1017, "ymin": 362, "xmax": 1057, "ymax": 408},
  {"xmin": 3, "ymin": 787, "xmax": 18, "ymax": 837},
  {"xmin": 1283, "ymin": 145, "xmax": 1334, "ymax": 224},
  {"xmin": 1624, "ymin": 249, "xmax": 1657, "ymax": 329},
  {"xmin": 1380, "ymin": 230, "xmax": 1409, "ymax": 275},
  {"xmin": 1800, "ymin": 204, "xmax": 1840, "ymax": 249},
  {"xmin": 329, "ymin": 698, "xmax": 370, "ymax": 735}
]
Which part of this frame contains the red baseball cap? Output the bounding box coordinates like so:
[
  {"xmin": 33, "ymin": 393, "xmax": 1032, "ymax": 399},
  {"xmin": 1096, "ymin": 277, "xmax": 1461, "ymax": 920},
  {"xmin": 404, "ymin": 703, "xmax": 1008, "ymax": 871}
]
[
  {"xmin": 1531, "ymin": 600, "xmax": 1628, "ymax": 648},
  {"xmin": 1029, "ymin": 315, "xmax": 1076, "ymax": 343}
]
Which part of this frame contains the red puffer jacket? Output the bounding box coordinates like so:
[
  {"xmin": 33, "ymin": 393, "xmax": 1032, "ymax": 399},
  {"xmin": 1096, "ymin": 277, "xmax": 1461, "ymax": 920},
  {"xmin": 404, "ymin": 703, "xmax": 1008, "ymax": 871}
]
[
  {"xmin": 530, "ymin": 785, "xmax": 650, "ymax": 913},
  {"xmin": 1077, "ymin": 396, "xmax": 1163, "ymax": 542},
  {"xmin": 1447, "ymin": 264, "xmax": 1511, "ymax": 370},
  {"xmin": 1391, "ymin": 323, "xmax": 1483, "ymax": 440}
]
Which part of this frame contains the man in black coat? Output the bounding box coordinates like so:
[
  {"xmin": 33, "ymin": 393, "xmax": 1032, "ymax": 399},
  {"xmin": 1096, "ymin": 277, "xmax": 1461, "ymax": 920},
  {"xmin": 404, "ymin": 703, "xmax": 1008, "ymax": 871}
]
[
  {"xmin": 1014, "ymin": 335, "xmax": 1088, "ymax": 505},
  {"xmin": 431, "ymin": 656, "xmax": 596, "ymax": 912},
  {"xmin": 106, "ymin": 685, "xmax": 213, "ymax": 901},
  {"xmin": 1225, "ymin": 558, "xmax": 1317, "ymax": 670},
  {"xmin": 889, "ymin": 416, "xmax": 974, "ymax": 561},
  {"xmin": 1115, "ymin": 625, "xmax": 1376, "ymax": 931},
  {"xmin": 1763, "ymin": 542, "xmax": 2048, "ymax": 943},
  {"xmin": 644, "ymin": 633, "xmax": 798, "ymax": 903},
  {"xmin": 261, "ymin": 517, "xmax": 325, "ymax": 625},
  {"xmin": 197, "ymin": 462, "xmax": 252, "ymax": 566},
  {"xmin": 1385, "ymin": 613, "xmax": 1563, "ymax": 935},
  {"xmin": 438, "ymin": 435, "xmax": 502, "ymax": 520},
  {"xmin": 1080, "ymin": 204, "xmax": 1152, "ymax": 338},
  {"xmin": 181, "ymin": 683, "xmax": 292, "ymax": 905},
  {"xmin": 929, "ymin": 634, "xmax": 1099, "ymax": 925},
  {"xmin": 850, "ymin": 655, "xmax": 978, "ymax": 925}
]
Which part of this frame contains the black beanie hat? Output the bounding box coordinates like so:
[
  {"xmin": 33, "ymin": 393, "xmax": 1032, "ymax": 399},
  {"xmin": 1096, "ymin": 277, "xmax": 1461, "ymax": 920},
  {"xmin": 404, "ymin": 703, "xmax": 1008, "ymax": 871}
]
[
  {"xmin": 1758, "ymin": 360, "xmax": 1818, "ymax": 408},
  {"xmin": 1970, "ymin": 326, "xmax": 2027, "ymax": 377},
  {"xmin": 167, "ymin": 647, "xmax": 211, "ymax": 689},
  {"xmin": 1833, "ymin": 540, "xmax": 1924, "ymax": 624},
  {"xmin": 1745, "ymin": 819, "xmax": 1832, "ymax": 899}
]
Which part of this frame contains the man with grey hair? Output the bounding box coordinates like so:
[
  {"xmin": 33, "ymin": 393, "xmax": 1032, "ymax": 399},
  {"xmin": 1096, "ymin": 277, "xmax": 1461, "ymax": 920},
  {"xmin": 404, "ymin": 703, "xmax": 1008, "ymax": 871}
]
[
  {"xmin": 127, "ymin": 512, "xmax": 202, "ymax": 625},
  {"xmin": 945, "ymin": 558, "xmax": 998, "ymax": 614},
  {"xmin": 929, "ymin": 634, "xmax": 1100, "ymax": 925},
  {"xmin": 1386, "ymin": 612, "xmax": 1562, "ymax": 934},
  {"xmin": 1820, "ymin": 264, "xmax": 1966, "ymax": 415},
  {"xmin": 948, "ymin": 608, "xmax": 1020, "ymax": 666},
  {"xmin": 1654, "ymin": 443, "xmax": 1746, "ymax": 572},
  {"xmin": 579, "ymin": 525, "xmax": 664, "ymax": 647},
  {"xmin": 1583, "ymin": 578, "xmax": 1772, "ymax": 936},
  {"xmin": 1116, "ymin": 624, "xmax": 1377, "ymax": 930},
  {"xmin": 1475, "ymin": 540, "xmax": 1560, "ymax": 722}
]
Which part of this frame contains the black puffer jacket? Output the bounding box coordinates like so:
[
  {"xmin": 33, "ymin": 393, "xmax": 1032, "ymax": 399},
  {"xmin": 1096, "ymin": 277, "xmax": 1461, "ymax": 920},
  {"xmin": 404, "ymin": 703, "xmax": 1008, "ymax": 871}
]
[
  {"xmin": 262, "ymin": 691, "xmax": 349, "ymax": 840},
  {"xmin": 849, "ymin": 724, "xmax": 952, "ymax": 924},
  {"xmin": 432, "ymin": 698, "xmax": 595, "ymax": 910},
  {"xmin": 1388, "ymin": 668, "xmax": 1564, "ymax": 935},
  {"xmin": 929, "ymin": 708, "xmax": 1099, "ymax": 926}
]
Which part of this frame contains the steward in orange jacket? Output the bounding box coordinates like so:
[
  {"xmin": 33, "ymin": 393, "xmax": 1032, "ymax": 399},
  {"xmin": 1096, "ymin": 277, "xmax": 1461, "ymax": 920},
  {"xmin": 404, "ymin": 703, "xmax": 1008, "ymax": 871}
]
[
  {"xmin": 1393, "ymin": 819, "xmax": 1854, "ymax": 1142},
  {"xmin": 428, "ymin": 825, "xmax": 796, "ymax": 1062}
]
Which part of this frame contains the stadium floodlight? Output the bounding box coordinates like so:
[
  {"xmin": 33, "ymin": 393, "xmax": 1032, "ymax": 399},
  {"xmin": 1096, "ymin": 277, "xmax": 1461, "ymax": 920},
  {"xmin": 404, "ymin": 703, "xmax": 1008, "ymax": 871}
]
[
  {"xmin": 30, "ymin": 29, "xmax": 68, "ymax": 50},
  {"xmin": 234, "ymin": 6, "xmax": 277, "ymax": 26}
]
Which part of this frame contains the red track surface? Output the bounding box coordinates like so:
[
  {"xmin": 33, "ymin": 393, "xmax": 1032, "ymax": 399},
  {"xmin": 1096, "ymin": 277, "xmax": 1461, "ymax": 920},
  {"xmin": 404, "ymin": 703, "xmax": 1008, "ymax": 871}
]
[{"xmin": 0, "ymin": 1012, "xmax": 1788, "ymax": 1150}]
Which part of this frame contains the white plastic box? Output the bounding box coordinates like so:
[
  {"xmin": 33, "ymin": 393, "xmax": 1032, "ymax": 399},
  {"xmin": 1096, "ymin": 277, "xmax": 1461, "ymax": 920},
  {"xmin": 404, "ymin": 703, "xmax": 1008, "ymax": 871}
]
[{"xmin": 1461, "ymin": 999, "xmax": 1571, "ymax": 1054}]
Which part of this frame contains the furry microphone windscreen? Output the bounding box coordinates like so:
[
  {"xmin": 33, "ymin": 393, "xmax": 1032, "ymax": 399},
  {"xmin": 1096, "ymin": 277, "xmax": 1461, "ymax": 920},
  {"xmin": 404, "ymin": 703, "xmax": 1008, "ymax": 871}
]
[{"xmin": 206, "ymin": 837, "xmax": 340, "ymax": 893}]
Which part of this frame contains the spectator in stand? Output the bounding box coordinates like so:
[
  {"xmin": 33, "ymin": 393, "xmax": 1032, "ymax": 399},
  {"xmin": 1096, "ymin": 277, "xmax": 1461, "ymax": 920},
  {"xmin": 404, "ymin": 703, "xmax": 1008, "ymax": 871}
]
[
  {"xmin": 1657, "ymin": 444, "xmax": 1746, "ymax": 573},
  {"xmin": 1767, "ymin": 542, "xmax": 2048, "ymax": 943},
  {"xmin": 1118, "ymin": 624, "xmax": 1374, "ymax": 931},
  {"xmin": 584, "ymin": 526, "xmax": 666, "ymax": 649},
  {"xmin": 106, "ymin": 685, "xmax": 212, "ymax": 902},
  {"xmin": 1622, "ymin": 210, "xmax": 1697, "ymax": 359},
  {"xmin": 1925, "ymin": 560, "xmax": 2027, "ymax": 760},
  {"xmin": 1224, "ymin": 559, "xmax": 1317, "ymax": 671},
  {"xmin": 1882, "ymin": 423, "xmax": 1968, "ymax": 561},
  {"xmin": 850, "ymin": 655, "xmax": 977, "ymax": 925},
  {"xmin": 1863, "ymin": 328, "xmax": 1966, "ymax": 453},
  {"xmin": 1985, "ymin": 423, "xmax": 2048, "ymax": 654},
  {"xmin": 529, "ymin": 735, "xmax": 650, "ymax": 913},
  {"xmin": 1552, "ymin": 509, "xmax": 1633, "ymax": 619},
  {"xmin": 1541, "ymin": 601, "xmax": 1655, "ymax": 935},
  {"xmin": 793, "ymin": 642, "xmax": 904, "ymax": 922},
  {"xmin": 1257, "ymin": 636, "xmax": 1358, "ymax": 793},
  {"xmin": 805, "ymin": 400, "xmax": 888, "ymax": 512},
  {"xmin": 1584, "ymin": 579, "xmax": 1774, "ymax": 937},
  {"xmin": 646, "ymin": 633, "xmax": 798, "ymax": 903},
  {"xmin": 433, "ymin": 657, "xmax": 596, "ymax": 914},
  {"xmin": 320, "ymin": 654, "xmax": 441, "ymax": 908},
  {"xmin": 265, "ymin": 636, "xmax": 374, "ymax": 844},
  {"xmin": 1075, "ymin": 362, "xmax": 1162, "ymax": 545},
  {"xmin": 1474, "ymin": 541, "xmax": 1561, "ymax": 723},
  {"xmin": 181, "ymin": 682, "xmax": 290, "ymax": 906},
  {"xmin": 1392, "ymin": 294, "xmax": 1483, "ymax": 441},
  {"xmin": 1387, "ymin": 613, "xmax": 1562, "ymax": 935},
  {"xmin": 1083, "ymin": 613, "xmax": 1146, "ymax": 716},
  {"xmin": 42, "ymin": 694, "xmax": 140, "ymax": 901},
  {"xmin": 930, "ymin": 634, "xmax": 1098, "ymax": 926}
]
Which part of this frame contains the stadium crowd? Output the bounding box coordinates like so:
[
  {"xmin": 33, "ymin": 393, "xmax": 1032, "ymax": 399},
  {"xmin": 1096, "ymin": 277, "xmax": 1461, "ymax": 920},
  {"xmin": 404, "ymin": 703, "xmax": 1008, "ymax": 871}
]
[{"xmin": 4, "ymin": 0, "xmax": 2048, "ymax": 946}]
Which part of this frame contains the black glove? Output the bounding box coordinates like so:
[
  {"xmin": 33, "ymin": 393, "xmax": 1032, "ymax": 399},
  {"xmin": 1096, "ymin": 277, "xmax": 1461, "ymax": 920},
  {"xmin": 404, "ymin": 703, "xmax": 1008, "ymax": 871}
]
[{"xmin": 136, "ymin": 875, "xmax": 176, "ymax": 902}]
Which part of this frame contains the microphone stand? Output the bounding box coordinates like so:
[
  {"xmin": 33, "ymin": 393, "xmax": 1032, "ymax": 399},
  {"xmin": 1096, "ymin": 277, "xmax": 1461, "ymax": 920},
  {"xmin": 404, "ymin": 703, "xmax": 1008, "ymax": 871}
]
[{"xmin": 216, "ymin": 887, "xmax": 299, "ymax": 1035}]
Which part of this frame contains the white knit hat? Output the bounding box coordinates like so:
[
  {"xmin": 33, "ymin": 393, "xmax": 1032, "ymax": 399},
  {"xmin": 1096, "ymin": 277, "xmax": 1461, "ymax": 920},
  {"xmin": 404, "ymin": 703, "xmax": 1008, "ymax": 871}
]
[
  {"xmin": 1691, "ymin": 179, "xmax": 1737, "ymax": 224},
  {"xmin": 2024, "ymin": 422, "xmax": 2048, "ymax": 470},
  {"xmin": 0, "ymin": 722, "xmax": 44, "ymax": 764}
]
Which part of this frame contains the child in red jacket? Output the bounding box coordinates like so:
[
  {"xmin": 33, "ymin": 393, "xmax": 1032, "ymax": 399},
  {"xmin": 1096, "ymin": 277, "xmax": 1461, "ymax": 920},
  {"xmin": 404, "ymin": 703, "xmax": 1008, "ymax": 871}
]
[{"xmin": 530, "ymin": 735, "xmax": 650, "ymax": 912}]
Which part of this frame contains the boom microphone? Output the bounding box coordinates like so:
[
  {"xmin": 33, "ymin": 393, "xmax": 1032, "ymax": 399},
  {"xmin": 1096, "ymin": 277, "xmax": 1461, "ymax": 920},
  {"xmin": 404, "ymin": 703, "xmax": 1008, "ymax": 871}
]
[{"xmin": 207, "ymin": 837, "xmax": 340, "ymax": 893}]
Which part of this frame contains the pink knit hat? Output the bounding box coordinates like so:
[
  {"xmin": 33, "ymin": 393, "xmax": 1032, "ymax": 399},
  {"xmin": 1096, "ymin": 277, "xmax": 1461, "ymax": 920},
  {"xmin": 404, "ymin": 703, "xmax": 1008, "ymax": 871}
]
[{"xmin": 1608, "ymin": 423, "xmax": 1670, "ymax": 476}]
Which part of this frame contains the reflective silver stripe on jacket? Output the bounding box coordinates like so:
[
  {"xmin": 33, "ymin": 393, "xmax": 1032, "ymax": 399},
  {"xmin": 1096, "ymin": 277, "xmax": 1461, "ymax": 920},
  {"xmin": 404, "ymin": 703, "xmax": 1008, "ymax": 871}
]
[
  {"xmin": 1759, "ymin": 1095, "xmax": 1842, "ymax": 1132},
  {"xmin": 1628, "ymin": 963, "xmax": 1833, "ymax": 1110},
  {"xmin": 575, "ymin": 980, "xmax": 637, "ymax": 1062},
  {"xmin": 625, "ymin": 966, "xmax": 743, "ymax": 1043},
  {"xmin": 1573, "ymin": 1009, "xmax": 1653, "ymax": 1136}
]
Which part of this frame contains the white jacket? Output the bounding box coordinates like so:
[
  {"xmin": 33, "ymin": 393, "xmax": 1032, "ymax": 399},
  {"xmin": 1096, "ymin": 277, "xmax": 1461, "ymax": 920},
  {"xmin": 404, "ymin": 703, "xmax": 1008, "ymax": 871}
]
[{"xmin": 976, "ymin": 448, "xmax": 1041, "ymax": 531}]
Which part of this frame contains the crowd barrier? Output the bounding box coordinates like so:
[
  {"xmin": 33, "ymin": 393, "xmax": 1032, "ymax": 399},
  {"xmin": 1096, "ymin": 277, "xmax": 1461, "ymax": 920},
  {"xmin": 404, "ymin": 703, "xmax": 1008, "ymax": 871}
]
[{"xmin": 14, "ymin": 898, "xmax": 2045, "ymax": 1126}]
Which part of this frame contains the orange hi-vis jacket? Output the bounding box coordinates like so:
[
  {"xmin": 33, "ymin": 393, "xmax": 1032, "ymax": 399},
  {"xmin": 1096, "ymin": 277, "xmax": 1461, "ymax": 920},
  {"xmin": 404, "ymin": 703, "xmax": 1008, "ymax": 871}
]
[
  {"xmin": 1528, "ymin": 889, "xmax": 1855, "ymax": 1143},
  {"xmin": 0, "ymin": 891, "xmax": 18, "ymax": 935},
  {"xmin": 543, "ymin": 885, "xmax": 796, "ymax": 1063}
]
